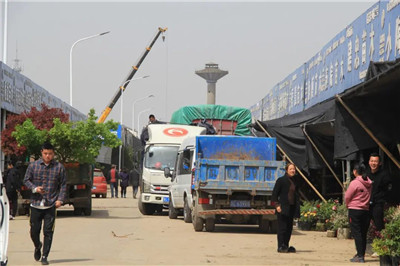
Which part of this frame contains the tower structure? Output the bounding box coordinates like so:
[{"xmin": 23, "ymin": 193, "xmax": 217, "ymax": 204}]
[{"xmin": 195, "ymin": 62, "xmax": 228, "ymax": 104}]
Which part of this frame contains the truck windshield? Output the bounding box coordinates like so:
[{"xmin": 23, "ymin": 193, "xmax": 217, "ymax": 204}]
[{"xmin": 144, "ymin": 146, "xmax": 179, "ymax": 171}]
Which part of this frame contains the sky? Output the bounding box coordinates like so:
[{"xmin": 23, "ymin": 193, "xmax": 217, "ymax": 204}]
[{"xmin": 1, "ymin": 1, "xmax": 374, "ymax": 132}]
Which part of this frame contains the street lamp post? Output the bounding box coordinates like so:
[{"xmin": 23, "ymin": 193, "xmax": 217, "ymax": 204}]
[
  {"xmin": 132, "ymin": 94, "xmax": 154, "ymax": 130},
  {"xmin": 118, "ymin": 76, "xmax": 150, "ymax": 171},
  {"xmin": 138, "ymin": 108, "xmax": 152, "ymax": 133},
  {"xmin": 69, "ymin": 31, "xmax": 110, "ymax": 106}
]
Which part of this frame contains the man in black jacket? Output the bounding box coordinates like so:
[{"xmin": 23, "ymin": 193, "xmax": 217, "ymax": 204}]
[
  {"xmin": 366, "ymin": 153, "xmax": 392, "ymax": 232},
  {"xmin": 6, "ymin": 161, "xmax": 21, "ymax": 219}
]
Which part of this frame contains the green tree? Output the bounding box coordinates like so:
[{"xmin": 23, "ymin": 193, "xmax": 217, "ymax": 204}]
[
  {"xmin": 49, "ymin": 109, "xmax": 121, "ymax": 164},
  {"xmin": 12, "ymin": 119, "xmax": 47, "ymax": 159},
  {"xmin": 12, "ymin": 109, "xmax": 121, "ymax": 164}
]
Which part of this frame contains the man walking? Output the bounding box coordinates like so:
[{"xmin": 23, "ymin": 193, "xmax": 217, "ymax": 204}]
[
  {"xmin": 129, "ymin": 165, "xmax": 140, "ymax": 199},
  {"xmin": 5, "ymin": 161, "xmax": 21, "ymax": 220},
  {"xmin": 24, "ymin": 142, "xmax": 66, "ymax": 265},
  {"xmin": 107, "ymin": 165, "xmax": 118, "ymax": 198}
]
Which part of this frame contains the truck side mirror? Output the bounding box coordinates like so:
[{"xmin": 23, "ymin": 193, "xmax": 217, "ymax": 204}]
[{"xmin": 164, "ymin": 167, "xmax": 172, "ymax": 178}]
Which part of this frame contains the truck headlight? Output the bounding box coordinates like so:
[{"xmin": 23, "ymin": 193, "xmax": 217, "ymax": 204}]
[{"xmin": 143, "ymin": 182, "xmax": 151, "ymax": 193}]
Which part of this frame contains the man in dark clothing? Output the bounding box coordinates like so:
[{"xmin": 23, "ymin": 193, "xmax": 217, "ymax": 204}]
[
  {"xmin": 24, "ymin": 142, "xmax": 66, "ymax": 265},
  {"xmin": 129, "ymin": 166, "xmax": 140, "ymax": 199},
  {"xmin": 6, "ymin": 161, "xmax": 21, "ymax": 219},
  {"xmin": 366, "ymin": 153, "xmax": 392, "ymax": 232},
  {"xmin": 272, "ymin": 163, "xmax": 300, "ymax": 253}
]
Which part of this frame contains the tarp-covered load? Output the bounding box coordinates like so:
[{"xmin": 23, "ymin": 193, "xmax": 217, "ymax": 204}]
[{"xmin": 170, "ymin": 105, "xmax": 252, "ymax": 136}]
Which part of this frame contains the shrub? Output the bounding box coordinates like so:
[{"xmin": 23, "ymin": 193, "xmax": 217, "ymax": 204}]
[
  {"xmin": 372, "ymin": 206, "xmax": 400, "ymax": 256},
  {"xmin": 330, "ymin": 203, "xmax": 349, "ymax": 230}
]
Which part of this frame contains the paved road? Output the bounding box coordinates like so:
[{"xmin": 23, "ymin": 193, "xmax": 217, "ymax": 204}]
[{"xmin": 8, "ymin": 188, "xmax": 380, "ymax": 265}]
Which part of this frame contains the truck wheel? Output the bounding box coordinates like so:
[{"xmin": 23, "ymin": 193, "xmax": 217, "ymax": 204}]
[
  {"xmin": 193, "ymin": 214, "xmax": 204, "ymax": 232},
  {"xmin": 102, "ymin": 193, "xmax": 107, "ymax": 198},
  {"xmin": 259, "ymin": 219, "xmax": 269, "ymax": 233},
  {"xmin": 205, "ymin": 218, "xmax": 215, "ymax": 232},
  {"xmin": 83, "ymin": 198, "xmax": 92, "ymax": 216},
  {"xmin": 138, "ymin": 197, "xmax": 155, "ymax": 215},
  {"xmin": 95, "ymin": 194, "xmax": 100, "ymax": 198},
  {"xmin": 183, "ymin": 198, "xmax": 192, "ymax": 223},
  {"xmin": 168, "ymin": 201, "xmax": 178, "ymax": 219}
]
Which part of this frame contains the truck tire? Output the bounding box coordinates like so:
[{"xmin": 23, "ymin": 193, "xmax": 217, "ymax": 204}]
[
  {"xmin": 193, "ymin": 214, "xmax": 204, "ymax": 232},
  {"xmin": 183, "ymin": 198, "xmax": 192, "ymax": 223},
  {"xmin": 205, "ymin": 218, "xmax": 215, "ymax": 232},
  {"xmin": 259, "ymin": 219, "xmax": 269, "ymax": 233},
  {"xmin": 168, "ymin": 200, "xmax": 178, "ymax": 219},
  {"xmin": 138, "ymin": 197, "xmax": 155, "ymax": 215},
  {"xmin": 83, "ymin": 198, "xmax": 92, "ymax": 216},
  {"xmin": 102, "ymin": 193, "xmax": 107, "ymax": 198}
]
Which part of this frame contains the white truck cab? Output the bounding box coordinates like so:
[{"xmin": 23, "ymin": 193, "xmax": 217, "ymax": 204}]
[
  {"xmin": 138, "ymin": 124, "xmax": 206, "ymax": 215},
  {"xmin": 165, "ymin": 136, "xmax": 197, "ymax": 223}
]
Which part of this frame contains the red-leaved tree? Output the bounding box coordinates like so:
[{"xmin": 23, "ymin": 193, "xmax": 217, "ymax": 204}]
[{"xmin": 1, "ymin": 104, "xmax": 69, "ymax": 157}]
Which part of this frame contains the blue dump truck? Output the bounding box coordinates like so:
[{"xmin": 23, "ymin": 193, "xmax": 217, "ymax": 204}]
[{"xmin": 191, "ymin": 135, "xmax": 285, "ymax": 232}]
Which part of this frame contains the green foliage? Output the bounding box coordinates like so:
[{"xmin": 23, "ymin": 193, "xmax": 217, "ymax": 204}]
[
  {"xmin": 316, "ymin": 199, "xmax": 338, "ymax": 223},
  {"xmin": 49, "ymin": 109, "xmax": 121, "ymax": 164},
  {"xmin": 299, "ymin": 200, "xmax": 318, "ymax": 224},
  {"xmin": 12, "ymin": 108, "xmax": 121, "ymax": 164},
  {"xmin": 330, "ymin": 203, "xmax": 349, "ymax": 230},
  {"xmin": 12, "ymin": 119, "xmax": 47, "ymax": 159},
  {"xmin": 372, "ymin": 206, "xmax": 400, "ymax": 256}
]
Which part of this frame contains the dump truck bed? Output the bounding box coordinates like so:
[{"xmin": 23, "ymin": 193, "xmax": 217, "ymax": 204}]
[{"xmin": 194, "ymin": 136, "xmax": 285, "ymax": 195}]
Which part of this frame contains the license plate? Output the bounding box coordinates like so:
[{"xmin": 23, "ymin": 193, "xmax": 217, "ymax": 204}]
[
  {"xmin": 163, "ymin": 197, "xmax": 170, "ymax": 203},
  {"xmin": 92, "ymin": 186, "xmax": 96, "ymax": 189},
  {"xmin": 230, "ymin": 200, "xmax": 250, "ymax": 208}
]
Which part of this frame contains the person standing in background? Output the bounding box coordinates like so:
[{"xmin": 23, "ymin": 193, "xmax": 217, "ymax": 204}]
[
  {"xmin": 345, "ymin": 163, "xmax": 372, "ymax": 263},
  {"xmin": 119, "ymin": 168, "xmax": 129, "ymax": 198},
  {"xmin": 271, "ymin": 163, "xmax": 300, "ymax": 253},
  {"xmin": 107, "ymin": 165, "xmax": 118, "ymax": 198},
  {"xmin": 129, "ymin": 165, "xmax": 140, "ymax": 199},
  {"xmin": 6, "ymin": 161, "xmax": 21, "ymax": 220}
]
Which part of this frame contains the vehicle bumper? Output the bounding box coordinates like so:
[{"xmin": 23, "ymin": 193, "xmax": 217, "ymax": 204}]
[{"xmin": 141, "ymin": 193, "xmax": 169, "ymax": 205}]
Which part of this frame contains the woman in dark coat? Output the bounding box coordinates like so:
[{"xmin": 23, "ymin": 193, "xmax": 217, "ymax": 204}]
[
  {"xmin": 119, "ymin": 168, "xmax": 129, "ymax": 198},
  {"xmin": 271, "ymin": 163, "xmax": 300, "ymax": 253}
]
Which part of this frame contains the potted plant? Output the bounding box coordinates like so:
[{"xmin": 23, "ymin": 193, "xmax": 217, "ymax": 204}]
[
  {"xmin": 298, "ymin": 201, "xmax": 318, "ymax": 230},
  {"xmin": 330, "ymin": 203, "xmax": 350, "ymax": 239},
  {"xmin": 372, "ymin": 206, "xmax": 400, "ymax": 266},
  {"xmin": 315, "ymin": 199, "xmax": 338, "ymax": 232}
]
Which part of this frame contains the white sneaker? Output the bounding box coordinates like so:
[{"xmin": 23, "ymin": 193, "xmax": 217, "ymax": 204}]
[
  {"xmin": 9, "ymin": 216, "xmax": 14, "ymax": 220},
  {"xmin": 371, "ymin": 252, "xmax": 379, "ymax": 258}
]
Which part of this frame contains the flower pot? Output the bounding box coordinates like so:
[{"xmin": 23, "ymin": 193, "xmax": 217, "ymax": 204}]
[
  {"xmin": 298, "ymin": 221, "xmax": 313, "ymax": 231},
  {"xmin": 379, "ymin": 255, "xmax": 392, "ymax": 266},
  {"xmin": 315, "ymin": 222, "xmax": 326, "ymax": 231},
  {"xmin": 326, "ymin": 230, "xmax": 336, "ymax": 237},
  {"xmin": 337, "ymin": 227, "xmax": 351, "ymax": 239},
  {"xmin": 390, "ymin": 256, "xmax": 399, "ymax": 266}
]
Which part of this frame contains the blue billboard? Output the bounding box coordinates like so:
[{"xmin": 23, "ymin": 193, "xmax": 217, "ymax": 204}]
[{"xmin": 252, "ymin": 1, "xmax": 400, "ymax": 120}]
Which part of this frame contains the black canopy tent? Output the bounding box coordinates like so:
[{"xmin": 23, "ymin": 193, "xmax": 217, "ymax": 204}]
[{"xmin": 254, "ymin": 59, "xmax": 400, "ymax": 200}]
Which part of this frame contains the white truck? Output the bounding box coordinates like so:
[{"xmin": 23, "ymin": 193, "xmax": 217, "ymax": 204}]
[
  {"xmin": 164, "ymin": 136, "xmax": 197, "ymax": 222},
  {"xmin": 138, "ymin": 124, "xmax": 206, "ymax": 215}
]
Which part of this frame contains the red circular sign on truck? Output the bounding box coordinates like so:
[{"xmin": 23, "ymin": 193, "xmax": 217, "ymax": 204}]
[{"xmin": 163, "ymin": 127, "xmax": 189, "ymax": 137}]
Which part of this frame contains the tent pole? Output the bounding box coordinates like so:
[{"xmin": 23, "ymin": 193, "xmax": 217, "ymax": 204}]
[
  {"xmin": 301, "ymin": 126, "xmax": 345, "ymax": 191},
  {"xmin": 255, "ymin": 120, "xmax": 327, "ymax": 203},
  {"xmin": 335, "ymin": 95, "xmax": 400, "ymax": 169}
]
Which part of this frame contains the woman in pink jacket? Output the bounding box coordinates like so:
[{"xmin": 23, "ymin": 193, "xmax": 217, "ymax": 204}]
[{"xmin": 345, "ymin": 163, "xmax": 372, "ymax": 263}]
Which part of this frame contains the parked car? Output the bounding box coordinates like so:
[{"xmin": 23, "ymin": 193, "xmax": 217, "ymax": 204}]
[{"xmin": 92, "ymin": 169, "xmax": 107, "ymax": 198}]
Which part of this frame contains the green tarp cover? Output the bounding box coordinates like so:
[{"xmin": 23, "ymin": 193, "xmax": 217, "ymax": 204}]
[{"xmin": 170, "ymin": 105, "xmax": 252, "ymax": 135}]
